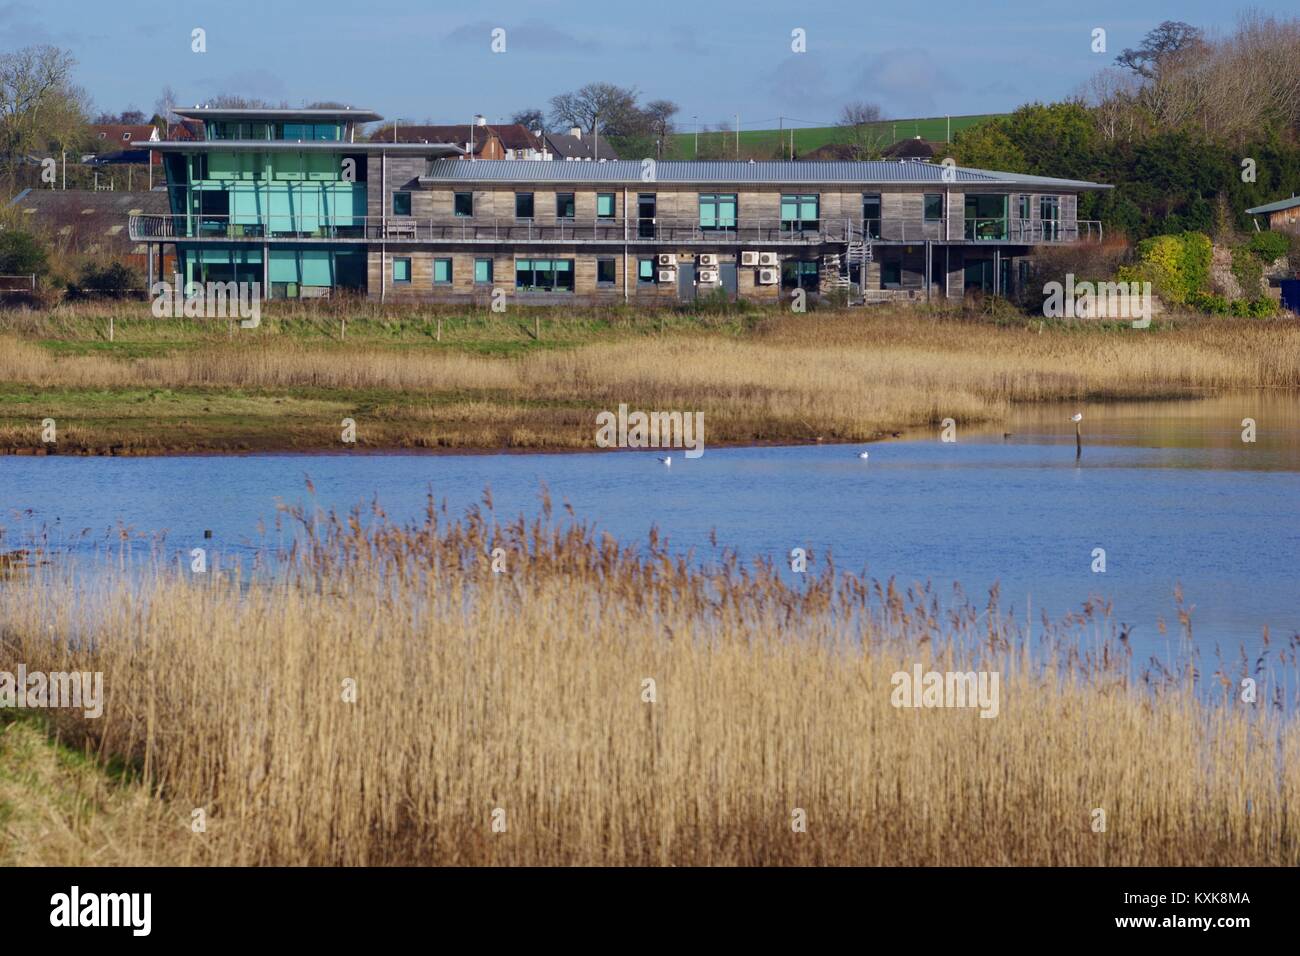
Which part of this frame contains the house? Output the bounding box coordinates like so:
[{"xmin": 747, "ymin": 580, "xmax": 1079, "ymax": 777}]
[
  {"xmin": 543, "ymin": 127, "xmax": 620, "ymax": 161},
  {"xmin": 382, "ymin": 118, "xmax": 506, "ymax": 158},
  {"xmin": 128, "ymin": 104, "xmax": 1111, "ymax": 304},
  {"xmin": 881, "ymin": 137, "xmax": 942, "ymax": 161},
  {"xmin": 1245, "ymin": 196, "xmax": 1300, "ymax": 236},
  {"xmin": 86, "ymin": 124, "xmax": 161, "ymax": 165},
  {"xmin": 9, "ymin": 187, "xmax": 174, "ymax": 274},
  {"xmin": 493, "ymin": 124, "xmax": 550, "ymax": 160}
]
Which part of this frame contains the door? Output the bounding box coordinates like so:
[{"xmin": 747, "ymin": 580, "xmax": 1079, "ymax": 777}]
[
  {"xmin": 638, "ymin": 194, "xmax": 656, "ymax": 239},
  {"xmin": 1040, "ymin": 196, "xmax": 1060, "ymax": 242},
  {"xmin": 677, "ymin": 262, "xmax": 696, "ymax": 301},
  {"xmin": 720, "ymin": 262, "xmax": 738, "ymax": 299}
]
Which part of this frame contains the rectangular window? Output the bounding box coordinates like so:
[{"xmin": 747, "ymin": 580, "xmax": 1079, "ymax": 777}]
[
  {"xmin": 596, "ymin": 193, "xmax": 615, "ymax": 219},
  {"xmin": 515, "ymin": 258, "xmax": 575, "ymax": 292},
  {"xmin": 454, "ymin": 192, "xmax": 474, "ymax": 217},
  {"xmin": 515, "ymin": 192, "xmax": 534, "ymax": 219},
  {"xmin": 781, "ymin": 194, "xmax": 820, "ymax": 233},
  {"xmin": 433, "ymin": 258, "xmax": 452, "ymax": 285},
  {"xmin": 1040, "ymin": 196, "xmax": 1061, "ymax": 240},
  {"xmin": 1018, "ymin": 195, "xmax": 1031, "ymax": 221},
  {"xmin": 556, "ymin": 192, "xmax": 576, "ymax": 220},
  {"xmin": 596, "ymin": 258, "xmax": 616, "ymax": 286},
  {"xmin": 638, "ymin": 258, "xmax": 656, "ymax": 284},
  {"xmin": 781, "ymin": 260, "xmax": 819, "ymax": 290},
  {"xmin": 392, "ymin": 191, "xmax": 412, "ymax": 216},
  {"xmin": 699, "ymin": 193, "xmax": 737, "ymax": 231},
  {"xmin": 474, "ymin": 258, "xmax": 493, "ymax": 284},
  {"xmin": 863, "ymin": 193, "xmax": 882, "ymax": 239},
  {"xmin": 393, "ymin": 258, "xmax": 411, "ymax": 284},
  {"xmin": 923, "ymin": 194, "xmax": 944, "ymax": 222}
]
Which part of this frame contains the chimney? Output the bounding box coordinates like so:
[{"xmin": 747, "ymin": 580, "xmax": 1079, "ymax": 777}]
[
  {"xmin": 570, "ymin": 126, "xmax": 582, "ymax": 139},
  {"xmin": 475, "ymin": 114, "xmax": 487, "ymax": 126}
]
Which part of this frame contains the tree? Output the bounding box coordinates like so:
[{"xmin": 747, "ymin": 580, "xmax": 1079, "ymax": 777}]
[
  {"xmin": 0, "ymin": 229, "xmax": 48, "ymax": 276},
  {"xmin": 838, "ymin": 100, "xmax": 888, "ymax": 159},
  {"xmin": 511, "ymin": 108, "xmax": 545, "ymax": 132},
  {"xmin": 1115, "ymin": 21, "xmax": 1205, "ymax": 79},
  {"xmin": 548, "ymin": 82, "xmax": 642, "ymax": 137},
  {"xmin": 952, "ymin": 119, "xmax": 1025, "ymax": 171},
  {"xmin": 641, "ymin": 99, "xmax": 678, "ymax": 159},
  {"xmin": 0, "ymin": 45, "xmax": 86, "ymax": 188}
]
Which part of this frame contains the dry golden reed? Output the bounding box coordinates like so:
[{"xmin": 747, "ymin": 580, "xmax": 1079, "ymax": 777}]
[{"xmin": 2, "ymin": 496, "xmax": 1296, "ymax": 866}]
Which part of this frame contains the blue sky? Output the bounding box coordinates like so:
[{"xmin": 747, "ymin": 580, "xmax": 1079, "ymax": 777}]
[{"xmin": 5, "ymin": 0, "xmax": 1290, "ymax": 129}]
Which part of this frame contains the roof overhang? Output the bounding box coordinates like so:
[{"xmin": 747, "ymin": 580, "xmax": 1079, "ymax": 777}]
[
  {"xmin": 171, "ymin": 107, "xmax": 382, "ymax": 123},
  {"xmin": 138, "ymin": 140, "xmax": 463, "ymax": 156}
]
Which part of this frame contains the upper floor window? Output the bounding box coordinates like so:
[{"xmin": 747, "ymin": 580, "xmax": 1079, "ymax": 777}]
[
  {"xmin": 596, "ymin": 193, "xmax": 616, "ymax": 219},
  {"xmin": 699, "ymin": 193, "xmax": 737, "ymax": 231},
  {"xmin": 923, "ymin": 194, "xmax": 944, "ymax": 222},
  {"xmin": 454, "ymin": 192, "xmax": 474, "ymax": 217},
  {"xmin": 516, "ymin": 192, "xmax": 534, "ymax": 219},
  {"xmin": 278, "ymin": 122, "xmax": 342, "ymax": 141},
  {"xmin": 1018, "ymin": 195, "xmax": 1031, "ymax": 221},
  {"xmin": 862, "ymin": 193, "xmax": 882, "ymax": 239},
  {"xmin": 781, "ymin": 194, "xmax": 819, "ymax": 233},
  {"xmin": 392, "ymin": 191, "xmax": 412, "ymax": 216},
  {"xmin": 556, "ymin": 193, "xmax": 576, "ymax": 220}
]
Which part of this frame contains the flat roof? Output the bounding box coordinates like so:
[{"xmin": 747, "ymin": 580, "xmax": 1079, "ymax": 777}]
[
  {"xmin": 139, "ymin": 139, "xmax": 463, "ymax": 156},
  {"xmin": 172, "ymin": 107, "xmax": 383, "ymax": 123},
  {"xmin": 418, "ymin": 159, "xmax": 1111, "ymax": 190}
]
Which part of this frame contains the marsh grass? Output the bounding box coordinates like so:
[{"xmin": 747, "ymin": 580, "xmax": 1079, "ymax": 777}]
[
  {"xmin": 1, "ymin": 496, "xmax": 1296, "ymax": 866},
  {"xmin": 3, "ymin": 309, "xmax": 1299, "ymax": 454}
]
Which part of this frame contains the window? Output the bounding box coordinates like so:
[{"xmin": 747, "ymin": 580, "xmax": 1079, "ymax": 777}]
[
  {"xmin": 474, "ymin": 258, "xmax": 493, "ymax": 284},
  {"xmin": 392, "ymin": 191, "xmax": 412, "ymax": 216},
  {"xmin": 862, "ymin": 193, "xmax": 882, "ymax": 239},
  {"xmin": 699, "ymin": 193, "xmax": 737, "ymax": 231},
  {"xmin": 781, "ymin": 194, "xmax": 819, "ymax": 233},
  {"xmin": 556, "ymin": 192, "xmax": 576, "ymax": 220},
  {"xmin": 638, "ymin": 258, "xmax": 656, "ymax": 284},
  {"xmin": 781, "ymin": 260, "xmax": 819, "ymax": 291},
  {"xmin": 965, "ymin": 194, "xmax": 1008, "ymax": 240},
  {"xmin": 596, "ymin": 258, "xmax": 616, "ymax": 286},
  {"xmin": 433, "ymin": 258, "xmax": 452, "ymax": 285},
  {"xmin": 393, "ymin": 258, "xmax": 411, "ymax": 284},
  {"xmin": 923, "ymin": 194, "xmax": 944, "ymax": 222},
  {"xmin": 596, "ymin": 193, "xmax": 615, "ymax": 219},
  {"xmin": 1018, "ymin": 195, "xmax": 1031, "ymax": 221},
  {"xmin": 515, "ymin": 258, "xmax": 574, "ymax": 292},
  {"xmin": 1040, "ymin": 196, "xmax": 1061, "ymax": 240},
  {"xmin": 454, "ymin": 192, "xmax": 474, "ymax": 217},
  {"xmin": 515, "ymin": 192, "xmax": 534, "ymax": 219}
]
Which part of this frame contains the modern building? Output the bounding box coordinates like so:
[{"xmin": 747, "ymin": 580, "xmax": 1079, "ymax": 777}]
[{"xmin": 130, "ymin": 106, "xmax": 1110, "ymax": 303}]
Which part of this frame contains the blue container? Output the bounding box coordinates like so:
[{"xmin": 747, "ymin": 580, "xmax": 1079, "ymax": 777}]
[{"xmin": 1282, "ymin": 279, "xmax": 1300, "ymax": 314}]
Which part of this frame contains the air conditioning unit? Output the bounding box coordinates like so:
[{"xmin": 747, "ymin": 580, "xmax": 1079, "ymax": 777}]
[
  {"xmin": 657, "ymin": 254, "xmax": 675, "ymax": 266},
  {"xmin": 657, "ymin": 269, "xmax": 677, "ymax": 283},
  {"xmin": 758, "ymin": 252, "xmax": 778, "ymax": 266},
  {"xmin": 698, "ymin": 269, "xmax": 720, "ymax": 283},
  {"xmin": 740, "ymin": 251, "xmax": 760, "ymax": 266},
  {"xmin": 757, "ymin": 268, "xmax": 779, "ymax": 285},
  {"xmin": 698, "ymin": 254, "xmax": 719, "ymax": 267}
]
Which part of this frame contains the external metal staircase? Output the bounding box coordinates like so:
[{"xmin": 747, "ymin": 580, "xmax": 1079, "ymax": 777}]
[{"xmin": 820, "ymin": 238, "xmax": 873, "ymax": 303}]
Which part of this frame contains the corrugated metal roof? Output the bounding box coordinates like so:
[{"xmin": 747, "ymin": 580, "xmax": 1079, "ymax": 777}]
[
  {"xmin": 144, "ymin": 140, "xmax": 463, "ymax": 155},
  {"xmin": 1245, "ymin": 196, "xmax": 1300, "ymax": 215},
  {"xmin": 419, "ymin": 159, "xmax": 1110, "ymax": 189}
]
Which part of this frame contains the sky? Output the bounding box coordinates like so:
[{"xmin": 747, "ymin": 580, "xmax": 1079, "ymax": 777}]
[{"xmin": 4, "ymin": 0, "xmax": 1292, "ymax": 130}]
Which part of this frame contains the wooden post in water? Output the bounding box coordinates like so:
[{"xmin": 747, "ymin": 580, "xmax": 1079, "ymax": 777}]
[{"xmin": 1073, "ymin": 413, "xmax": 1083, "ymax": 460}]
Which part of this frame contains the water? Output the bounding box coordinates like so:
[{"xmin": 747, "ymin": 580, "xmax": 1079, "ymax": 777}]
[{"xmin": 2, "ymin": 391, "xmax": 1298, "ymax": 661}]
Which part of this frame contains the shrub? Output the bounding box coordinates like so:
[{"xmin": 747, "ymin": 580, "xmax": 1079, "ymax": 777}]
[
  {"xmin": 1133, "ymin": 231, "xmax": 1212, "ymax": 304},
  {"xmin": 1187, "ymin": 291, "xmax": 1229, "ymax": 315},
  {"xmin": 0, "ymin": 230, "xmax": 49, "ymax": 277},
  {"xmin": 1246, "ymin": 231, "xmax": 1289, "ymax": 264},
  {"xmin": 1230, "ymin": 246, "xmax": 1264, "ymax": 298},
  {"xmin": 72, "ymin": 261, "xmax": 141, "ymax": 299}
]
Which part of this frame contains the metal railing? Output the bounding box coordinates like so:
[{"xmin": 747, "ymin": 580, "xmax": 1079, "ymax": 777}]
[{"xmin": 128, "ymin": 214, "xmax": 1102, "ymax": 245}]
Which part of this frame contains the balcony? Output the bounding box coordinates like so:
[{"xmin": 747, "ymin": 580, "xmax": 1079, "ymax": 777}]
[{"xmin": 128, "ymin": 214, "xmax": 1102, "ymax": 245}]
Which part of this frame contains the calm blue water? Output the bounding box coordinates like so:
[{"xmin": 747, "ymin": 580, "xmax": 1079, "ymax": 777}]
[{"xmin": 2, "ymin": 395, "xmax": 1298, "ymax": 660}]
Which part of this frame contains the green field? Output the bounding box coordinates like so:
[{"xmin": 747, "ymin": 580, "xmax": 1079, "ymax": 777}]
[{"xmin": 667, "ymin": 114, "xmax": 1002, "ymax": 159}]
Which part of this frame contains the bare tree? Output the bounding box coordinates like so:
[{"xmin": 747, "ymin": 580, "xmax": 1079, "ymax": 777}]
[
  {"xmin": 1115, "ymin": 21, "xmax": 1205, "ymax": 79},
  {"xmin": 548, "ymin": 82, "xmax": 642, "ymax": 136},
  {"xmin": 839, "ymin": 100, "xmax": 883, "ymax": 126},
  {"xmin": 0, "ymin": 45, "xmax": 86, "ymax": 188},
  {"xmin": 511, "ymin": 108, "xmax": 545, "ymax": 132},
  {"xmin": 642, "ymin": 99, "xmax": 678, "ymax": 158},
  {"xmin": 838, "ymin": 100, "xmax": 888, "ymax": 159}
]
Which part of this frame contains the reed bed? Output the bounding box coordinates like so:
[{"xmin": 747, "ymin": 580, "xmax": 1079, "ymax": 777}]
[
  {"xmin": 1, "ymin": 497, "xmax": 1296, "ymax": 866},
  {"xmin": 4, "ymin": 312, "xmax": 1300, "ymax": 452}
]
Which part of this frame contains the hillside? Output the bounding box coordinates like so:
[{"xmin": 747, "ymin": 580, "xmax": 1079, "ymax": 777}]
[{"xmin": 665, "ymin": 114, "xmax": 1002, "ymax": 159}]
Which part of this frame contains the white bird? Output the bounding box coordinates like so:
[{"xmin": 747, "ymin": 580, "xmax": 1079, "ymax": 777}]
[
  {"xmin": 1071, "ymin": 413, "xmax": 1083, "ymax": 423},
  {"xmin": 858, "ymin": 451, "xmax": 870, "ymax": 460},
  {"xmin": 658, "ymin": 456, "xmax": 672, "ymax": 466}
]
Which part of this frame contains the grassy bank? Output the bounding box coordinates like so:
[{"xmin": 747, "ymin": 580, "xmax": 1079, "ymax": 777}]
[
  {"xmin": 0, "ymin": 502, "xmax": 1295, "ymax": 866},
  {"xmin": 3, "ymin": 304, "xmax": 1300, "ymax": 454}
]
